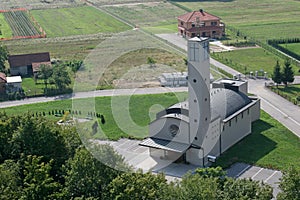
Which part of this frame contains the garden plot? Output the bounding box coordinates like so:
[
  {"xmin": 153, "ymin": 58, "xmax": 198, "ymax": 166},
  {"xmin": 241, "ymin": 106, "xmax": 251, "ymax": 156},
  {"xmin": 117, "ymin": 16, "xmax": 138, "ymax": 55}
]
[
  {"xmin": 3, "ymin": 10, "xmax": 41, "ymax": 37},
  {"xmin": 0, "ymin": 0, "xmax": 83, "ymax": 10}
]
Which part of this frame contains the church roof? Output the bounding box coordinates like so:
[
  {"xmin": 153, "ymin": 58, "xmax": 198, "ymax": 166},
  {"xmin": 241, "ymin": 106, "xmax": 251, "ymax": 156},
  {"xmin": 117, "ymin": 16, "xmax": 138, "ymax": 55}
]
[{"xmin": 210, "ymin": 88, "xmax": 251, "ymax": 120}]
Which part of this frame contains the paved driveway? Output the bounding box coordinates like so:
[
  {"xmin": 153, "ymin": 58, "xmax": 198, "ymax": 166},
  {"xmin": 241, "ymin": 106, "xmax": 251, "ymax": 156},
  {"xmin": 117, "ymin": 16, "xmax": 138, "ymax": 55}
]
[{"xmin": 227, "ymin": 163, "xmax": 282, "ymax": 198}]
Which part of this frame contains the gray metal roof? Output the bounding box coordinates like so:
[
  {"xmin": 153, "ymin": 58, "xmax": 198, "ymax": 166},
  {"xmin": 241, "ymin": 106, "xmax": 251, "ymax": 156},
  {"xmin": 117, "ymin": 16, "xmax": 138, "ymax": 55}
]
[
  {"xmin": 210, "ymin": 88, "xmax": 251, "ymax": 119},
  {"xmin": 139, "ymin": 138, "xmax": 189, "ymax": 153}
]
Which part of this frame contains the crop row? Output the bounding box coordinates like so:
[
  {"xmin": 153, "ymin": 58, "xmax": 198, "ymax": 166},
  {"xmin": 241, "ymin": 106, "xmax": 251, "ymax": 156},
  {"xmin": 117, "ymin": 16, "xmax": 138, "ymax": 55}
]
[{"xmin": 4, "ymin": 11, "xmax": 40, "ymax": 37}]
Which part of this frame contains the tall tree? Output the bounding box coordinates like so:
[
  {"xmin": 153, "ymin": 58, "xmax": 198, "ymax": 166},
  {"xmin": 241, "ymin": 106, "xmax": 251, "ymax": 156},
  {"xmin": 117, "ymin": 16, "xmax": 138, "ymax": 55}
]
[
  {"xmin": 38, "ymin": 64, "xmax": 53, "ymax": 89},
  {"xmin": 51, "ymin": 64, "xmax": 71, "ymax": 90},
  {"xmin": 0, "ymin": 45, "xmax": 8, "ymax": 73},
  {"xmin": 21, "ymin": 155, "xmax": 61, "ymax": 200},
  {"xmin": 281, "ymin": 59, "xmax": 294, "ymax": 87},
  {"xmin": 277, "ymin": 166, "xmax": 300, "ymax": 200},
  {"xmin": 272, "ymin": 60, "xmax": 282, "ymax": 87},
  {"xmin": 107, "ymin": 170, "xmax": 168, "ymax": 200}
]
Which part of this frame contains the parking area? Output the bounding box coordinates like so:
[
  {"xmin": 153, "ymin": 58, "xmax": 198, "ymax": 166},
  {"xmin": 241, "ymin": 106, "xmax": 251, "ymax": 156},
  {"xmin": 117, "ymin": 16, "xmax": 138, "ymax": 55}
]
[{"xmin": 226, "ymin": 163, "xmax": 282, "ymax": 197}]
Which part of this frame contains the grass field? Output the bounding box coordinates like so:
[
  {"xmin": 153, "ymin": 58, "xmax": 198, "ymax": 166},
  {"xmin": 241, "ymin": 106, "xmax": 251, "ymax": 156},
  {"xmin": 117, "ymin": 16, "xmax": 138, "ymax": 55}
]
[
  {"xmin": 4, "ymin": 35, "xmax": 105, "ymax": 60},
  {"xmin": 0, "ymin": 13, "xmax": 12, "ymax": 38},
  {"xmin": 279, "ymin": 43, "xmax": 300, "ymax": 56},
  {"xmin": 104, "ymin": 2, "xmax": 185, "ymax": 34},
  {"xmin": 215, "ymin": 111, "xmax": 300, "ymax": 171},
  {"xmin": 270, "ymin": 84, "xmax": 300, "ymax": 106},
  {"xmin": 1, "ymin": 93, "xmax": 299, "ymax": 170},
  {"xmin": 212, "ymin": 48, "xmax": 300, "ymax": 75},
  {"xmin": 31, "ymin": 6, "xmax": 130, "ymax": 37},
  {"xmin": 175, "ymin": 0, "xmax": 300, "ymax": 41},
  {"xmin": 1, "ymin": 92, "xmax": 188, "ymax": 140}
]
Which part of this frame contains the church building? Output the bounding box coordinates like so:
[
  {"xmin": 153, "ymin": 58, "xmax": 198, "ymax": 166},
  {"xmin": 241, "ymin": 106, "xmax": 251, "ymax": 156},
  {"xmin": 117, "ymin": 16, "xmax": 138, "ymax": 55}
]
[{"xmin": 140, "ymin": 37, "xmax": 260, "ymax": 167}]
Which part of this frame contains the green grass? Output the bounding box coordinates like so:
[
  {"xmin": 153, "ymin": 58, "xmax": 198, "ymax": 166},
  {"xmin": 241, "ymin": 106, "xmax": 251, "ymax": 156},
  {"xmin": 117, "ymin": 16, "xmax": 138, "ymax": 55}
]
[
  {"xmin": 215, "ymin": 111, "xmax": 300, "ymax": 171},
  {"xmin": 175, "ymin": 0, "xmax": 300, "ymax": 41},
  {"xmin": 270, "ymin": 84, "xmax": 300, "ymax": 106},
  {"xmin": 0, "ymin": 13, "xmax": 12, "ymax": 38},
  {"xmin": 31, "ymin": 6, "xmax": 130, "ymax": 37},
  {"xmin": 104, "ymin": 2, "xmax": 185, "ymax": 33},
  {"xmin": 212, "ymin": 47, "xmax": 300, "ymax": 75},
  {"xmin": 4, "ymin": 36, "xmax": 105, "ymax": 60},
  {"xmin": 1, "ymin": 92, "xmax": 299, "ymax": 170},
  {"xmin": 22, "ymin": 78, "xmax": 45, "ymax": 96},
  {"xmin": 279, "ymin": 43, "xmax": 300, "ymax": 56},
  {"xmin": 1, "ymin": 92, "xmax": 188, "ymax": 140}
]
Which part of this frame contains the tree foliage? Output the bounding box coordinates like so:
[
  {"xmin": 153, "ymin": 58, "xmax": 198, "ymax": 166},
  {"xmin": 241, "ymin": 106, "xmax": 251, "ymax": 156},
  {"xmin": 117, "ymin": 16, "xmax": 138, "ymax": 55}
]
[
  {"xmin": 0, "ymin": 45, "xmax": 8, "ymax": 72},
  {"xmin": 281, "ymin": 59, "xmax": 294, "ymax": 87},
  {"xmin": 272, "ymin": 60, "xmax": 282, "ymax": 86},
  {"xmin": 38, "ymin": 64, "xmax": 53, "ymax": 89},
  {"xmin": 277, "ymin": 166, "xmax": 300, "ymax": 200},
  {"xmin": 51, "ymin": 64, "xmax": 71, "ymax": 90}
]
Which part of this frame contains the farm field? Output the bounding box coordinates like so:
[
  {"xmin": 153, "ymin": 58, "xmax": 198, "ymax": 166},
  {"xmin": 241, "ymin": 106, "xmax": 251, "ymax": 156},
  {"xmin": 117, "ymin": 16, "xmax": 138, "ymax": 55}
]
[
  {"xmin": 4, "ymin": 34, "xmax": 106, "ymax": 60},
  {"xmin": 1, "ymin": 93, "xmax": 299, "ymax": 171},
  {"xmin": 3, "ymin": 10, "xmax": 41, "ymax": 37},
  {"xmin": 279, "ymin": 43, "xmax": 300, "ymax": 56},
  {"xmin": 31, "ymin": 6, "xmax": 131, "ymax": 37},
  {"xmin": 104, "ymin": 2, "xmax": 185, "ymax": 33},
  {"xmin": 211, "ymin": 48, "xmax": 300, "ymax": 76},
  {"xmin": 175, "ymin": 0, "xmax": 300, "ymax": 41},
  {"xmin": 0, "ymin": 0, "xmax": 83, "ymax": 10},
  {"xmin": 0, "ymin": 13, "xmax": 12, "ymax": 38},
  {"xmin": 89, "ymin": 0, "xmax": 158, "ymax": 6}
]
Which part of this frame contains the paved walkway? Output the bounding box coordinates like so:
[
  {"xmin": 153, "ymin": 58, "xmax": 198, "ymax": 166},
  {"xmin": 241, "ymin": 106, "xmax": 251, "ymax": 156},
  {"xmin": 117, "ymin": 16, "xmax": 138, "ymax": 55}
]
[{"xmin": 156, "ymin": 33, "xmax": 300, "ymax": 138}]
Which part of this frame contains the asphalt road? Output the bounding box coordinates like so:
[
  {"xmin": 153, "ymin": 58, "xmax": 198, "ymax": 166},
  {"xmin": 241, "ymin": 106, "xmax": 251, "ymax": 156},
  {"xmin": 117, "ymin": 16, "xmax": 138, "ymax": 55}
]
[{"xmin": 156, "ymin": 33, "xmax": 300, "ymax": 138}]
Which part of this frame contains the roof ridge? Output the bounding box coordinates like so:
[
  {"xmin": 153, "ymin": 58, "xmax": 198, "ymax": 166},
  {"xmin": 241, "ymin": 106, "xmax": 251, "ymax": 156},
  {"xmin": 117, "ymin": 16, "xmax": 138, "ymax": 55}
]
[{"xmin": 186, "ymin": 11, "xmax": 196, "ymax": 23}]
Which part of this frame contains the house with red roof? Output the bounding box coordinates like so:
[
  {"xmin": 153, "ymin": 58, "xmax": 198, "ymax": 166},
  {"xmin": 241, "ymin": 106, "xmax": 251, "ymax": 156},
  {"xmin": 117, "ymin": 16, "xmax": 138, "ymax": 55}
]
[{"xmin": 177, "ymin": 9, "xmax": 225, "ymax": 39}]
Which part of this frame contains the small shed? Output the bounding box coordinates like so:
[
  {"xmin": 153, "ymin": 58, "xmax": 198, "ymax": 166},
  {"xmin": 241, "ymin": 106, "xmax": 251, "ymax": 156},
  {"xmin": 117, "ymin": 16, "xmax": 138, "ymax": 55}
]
[{"xmin": 6, "ymin": 76, "xmax": 22, "ymax": 93}]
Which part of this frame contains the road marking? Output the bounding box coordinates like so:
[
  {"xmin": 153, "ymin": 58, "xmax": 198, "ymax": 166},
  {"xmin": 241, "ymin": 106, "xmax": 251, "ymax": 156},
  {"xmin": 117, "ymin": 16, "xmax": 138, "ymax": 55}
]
[
  {"xmin": 234, "ymin": 164, "xmax": 251, "ymax": 178},
  {"xmin": 264, "ymin": 171, "xmax": 278, "ymax": 183},
  {"xmin": 252, "ymin": 168, "xmax": 264, "ymax": 179}
]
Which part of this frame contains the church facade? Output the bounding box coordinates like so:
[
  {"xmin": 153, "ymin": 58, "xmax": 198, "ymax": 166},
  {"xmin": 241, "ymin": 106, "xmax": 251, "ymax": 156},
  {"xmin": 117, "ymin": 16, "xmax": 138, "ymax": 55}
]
[{"xmin": 140, "ymin": 37, "xmax": 260, "ymax": 167}]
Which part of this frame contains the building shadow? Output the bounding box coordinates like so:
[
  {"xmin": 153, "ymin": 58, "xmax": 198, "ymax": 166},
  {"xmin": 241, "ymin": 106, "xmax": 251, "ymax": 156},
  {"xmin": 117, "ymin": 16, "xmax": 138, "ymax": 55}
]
[{"xmin": 214, "ymin": 119, "xmax": 277, "ymax": 168}]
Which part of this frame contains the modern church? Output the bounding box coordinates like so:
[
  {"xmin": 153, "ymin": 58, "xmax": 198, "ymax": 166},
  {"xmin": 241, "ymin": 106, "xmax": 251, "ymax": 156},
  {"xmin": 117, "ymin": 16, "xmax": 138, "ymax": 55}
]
[{"xmin": 140, "ymin": 37, "xmax": 260, "ymax": 167}]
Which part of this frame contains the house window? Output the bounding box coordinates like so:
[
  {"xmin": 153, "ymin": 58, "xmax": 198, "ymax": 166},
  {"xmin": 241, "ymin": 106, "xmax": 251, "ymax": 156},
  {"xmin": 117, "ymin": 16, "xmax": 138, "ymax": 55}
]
[
  {"xmin": 211, "ymin": 21, "xmax": 217, "ymax": 26},
  {"xmin": 192, "ymin": 23, "xmax": 195, "ymax": 28},
  {"xmin": 181, "ymin": 21, "xmax": 183, "ymax": 26}
]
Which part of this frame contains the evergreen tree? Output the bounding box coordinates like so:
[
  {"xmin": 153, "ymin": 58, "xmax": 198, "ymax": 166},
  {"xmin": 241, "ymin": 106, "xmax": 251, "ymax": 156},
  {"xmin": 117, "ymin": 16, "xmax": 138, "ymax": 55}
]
[
  {"xmin": 272, "ymin": 60, "xmax": 282, "ymax": 87},
  {"xmin": 281, "ymin": 59, "xmax": 294, "ymax": 87},
  {"xmin": 0, "ymin": 45, "xmax": 8, "ymax": 72}
]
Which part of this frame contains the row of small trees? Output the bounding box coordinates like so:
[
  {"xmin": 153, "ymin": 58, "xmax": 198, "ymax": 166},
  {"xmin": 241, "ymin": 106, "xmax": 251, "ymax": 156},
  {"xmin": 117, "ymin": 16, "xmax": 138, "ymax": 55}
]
[{"xmin": 272, "ymin": 59, "xmax": 294, "ymax": 87}]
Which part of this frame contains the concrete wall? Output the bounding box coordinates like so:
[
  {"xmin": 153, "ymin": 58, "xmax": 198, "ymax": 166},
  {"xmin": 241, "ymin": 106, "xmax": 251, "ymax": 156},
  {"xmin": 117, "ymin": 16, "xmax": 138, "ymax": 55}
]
[
  {"xmin": 221, "ymin": 110, "xmax": 251, "ymax": 153},
  {"xmin": 250, "ymin": 98, "xmax": 260, "ymax": 122},
  {"xmin": 186, "ymin": 147, "xmax": 204, "ymax": 166},
  {"xmin": 202, "ymin": 118, "xmax": 221, "ymax": 157},
  {"xmin": 188, "ymin": 38, "xmax": 211, "ymax": 146},
  {"xmin": 149, "ymin": 117, "xmax": 190, "ymax": 144},
  {"xmin": 149, "ymin": 148, "xmax": 182, "ymax": 162}
]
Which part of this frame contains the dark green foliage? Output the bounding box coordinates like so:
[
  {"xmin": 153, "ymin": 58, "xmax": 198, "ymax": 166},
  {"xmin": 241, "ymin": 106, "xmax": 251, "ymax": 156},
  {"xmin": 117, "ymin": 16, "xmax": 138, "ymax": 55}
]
[
  {"xmin": 38, "ymin": 64, "xmax": 53, "ymax": 89},
  {"xmin": 0, "ymin": 45, "xmax": 8, "ymax": 73},
  {"xmin": 277, "ymin": 166, "xmax": 300, "ymax": 200},
  {"xmin": 281, "ymin": 59, "xmax": 294, "ymax": 87},
  {"xmin": 51, "ymin": 64, "xmax": 71, "ymax": 90},
  {"xmin": 268, "ymin": 38, "xmax": 300, "ymax": 60},
  {"xmin": 272, "ymin": 60, "xmax": 282, "ymax": 86}
]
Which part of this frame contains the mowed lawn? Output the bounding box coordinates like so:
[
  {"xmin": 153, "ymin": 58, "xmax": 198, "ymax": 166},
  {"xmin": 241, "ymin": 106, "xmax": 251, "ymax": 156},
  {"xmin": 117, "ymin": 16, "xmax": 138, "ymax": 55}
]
[
  {"xmin": 215, "ymin": 111, "xmax": 300, "ymax": 171},
  {"xmin": 105, "ymin": 2, "xmax": 185, "ymax": 34},
  {"xmin": 176, "ymin": 0, "xmax": 300, "ymax": 41},
  {"xmin": 279, "ymin": 43, "xmax": 300, "ymax": 56},
  {"xmin": 31, "ymin": 6, "xmax": 130, "ymax": 37},
  {"xmin": 212, "ymin": 47, "xmax": 300, "ymax": 75},
  {"xmin": 0, "ymin": 13, "xmax": 12, "ymax": 38},
  {"xmin": 1, "ymin": 93, "xmax": 299, "ymax": 170}
]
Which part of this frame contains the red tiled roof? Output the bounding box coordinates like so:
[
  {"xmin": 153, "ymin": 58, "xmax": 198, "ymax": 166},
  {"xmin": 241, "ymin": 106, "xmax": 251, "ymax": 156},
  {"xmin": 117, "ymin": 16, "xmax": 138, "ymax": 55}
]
[
  {"xmin": 0, "ymin": 72, "xmax": 6, "ymax": 83},
  {"xmin": 32, "ymin": 61, "xmax": 52, "ymax": 73},
  {"xmin": 178, "ymin": 10, "xmax": 221, "ymax": 23},
  {"xmin": 8, "ymin": 52, "xmax": 50, "ymax": 68}
]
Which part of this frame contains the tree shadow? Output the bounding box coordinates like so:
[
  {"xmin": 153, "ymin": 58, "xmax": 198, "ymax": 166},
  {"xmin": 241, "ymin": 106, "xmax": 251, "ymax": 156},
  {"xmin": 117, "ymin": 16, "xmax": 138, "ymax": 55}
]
[{"xmin": 214, "ymin": 119, "xmax": 277, "ymax": 168}]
